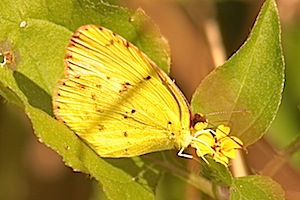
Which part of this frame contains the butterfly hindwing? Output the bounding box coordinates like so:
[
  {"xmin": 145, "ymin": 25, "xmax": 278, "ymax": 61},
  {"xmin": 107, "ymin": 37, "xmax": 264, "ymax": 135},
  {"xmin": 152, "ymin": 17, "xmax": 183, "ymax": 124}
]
[{"xmin": 53, "ymin": 25, "xmax": 191, "ymax": 157}]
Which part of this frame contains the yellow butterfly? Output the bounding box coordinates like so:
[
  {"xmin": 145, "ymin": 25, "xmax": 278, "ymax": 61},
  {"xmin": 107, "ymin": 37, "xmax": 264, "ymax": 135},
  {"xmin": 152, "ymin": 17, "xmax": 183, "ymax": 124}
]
[{"xmin": 52, "ymin": 25, "xmax": 241, "ymax": 164}]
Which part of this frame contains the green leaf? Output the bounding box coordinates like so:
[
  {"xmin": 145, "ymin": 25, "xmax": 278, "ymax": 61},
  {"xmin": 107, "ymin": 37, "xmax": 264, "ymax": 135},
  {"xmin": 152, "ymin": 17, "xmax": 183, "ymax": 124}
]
[
  {"xmin": 268, "ymin": 21, "xmax": 300, "ymax": 167},
  {"xmin": 201, "ymin": 157, "xmax": 233, "ymax": 186},
  {"xmin": 26, "ymin": 105, "xmax": 154, "ymax": 199},
  {"xmin": 230, "ymin": 175, "xmax": 285, "ymax": 200},
  {"xmin": 0, "ymin": 0, "xmax": 286, "ymax": 199},
  {"xmin": 191, "ymin": 0, "xmax": 285, "ymax": 146},
  {"xmin": 0, "ymin": 0, "xmax": 171, "ymax": 199}
]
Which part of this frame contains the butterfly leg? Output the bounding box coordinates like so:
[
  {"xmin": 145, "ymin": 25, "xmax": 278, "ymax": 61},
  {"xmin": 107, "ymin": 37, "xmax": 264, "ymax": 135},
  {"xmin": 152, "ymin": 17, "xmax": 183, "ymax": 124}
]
[
  {"xmin": 177, "ymin": 146, "xmax": 210, "ymax": 164},
  {"xmin": 192, "ymin": 137, "xmax": 215, "ymax": 154},
  {"xmin": 191, "ymin": 141, "xmax": 209, "ymax": 164},
  {"xmin": 177, "ymin": 147, "xmax": 193, "ymax": 159}
]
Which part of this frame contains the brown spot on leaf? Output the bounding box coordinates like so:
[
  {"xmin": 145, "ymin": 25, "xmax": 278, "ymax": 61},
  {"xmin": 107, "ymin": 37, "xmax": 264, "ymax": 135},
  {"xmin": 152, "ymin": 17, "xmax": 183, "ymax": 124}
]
[
  {"xmin": 129, "ymin": 16, "xmax": 135, "ymax": 22},
  {"xmin": 0, "ymin": 40, "xmax": 19, "ymax": 71}
]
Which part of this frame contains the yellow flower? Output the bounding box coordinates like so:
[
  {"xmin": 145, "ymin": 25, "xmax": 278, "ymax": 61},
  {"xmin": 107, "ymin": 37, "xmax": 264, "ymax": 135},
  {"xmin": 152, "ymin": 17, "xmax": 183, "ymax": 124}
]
[
  {"xmin": 193, "ymin": 124, "xmax": 243, "ymax": 166},
  {"xmin": 191, "ymin": 122, "xmax": 215, "ymax": 163},
  {"xmin": 192, "ymin": 131, "xmax": 214, "ymax": 157}
]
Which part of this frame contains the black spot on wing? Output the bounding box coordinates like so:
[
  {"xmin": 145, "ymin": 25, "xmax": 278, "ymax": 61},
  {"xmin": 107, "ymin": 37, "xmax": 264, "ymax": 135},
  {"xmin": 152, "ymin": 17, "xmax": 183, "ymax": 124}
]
[
  {"xmin": 138, "ymin": 75, "xmax": 152, "ymax": 84},
  {"xmin": 95, "ymin": 84, "xmax": 101, "ymax": 88},
  {"xmin": 125, "ymin": 109, "xmax": 137, "ymax": 117},
  {"xmin": 91, "ymin": 93, "xmax": 96, "ymax": 100},
  {"xmin": 119, "ymin": 82, "xmax": 133, "ymax": 93},
  {"xmin": 96, "ymin": 109, "xmax": 104, "ymax": 113},
  {"xmin": 98, "ymin": 124, "xmax": 105, "ymax": 131},
  {"xmin": 78, "ymin": 83, "xmax": 85, "ymax": 89},
  {"xmin": 105, "ymin": 39, "xmax": 114, "ymax": 47}
]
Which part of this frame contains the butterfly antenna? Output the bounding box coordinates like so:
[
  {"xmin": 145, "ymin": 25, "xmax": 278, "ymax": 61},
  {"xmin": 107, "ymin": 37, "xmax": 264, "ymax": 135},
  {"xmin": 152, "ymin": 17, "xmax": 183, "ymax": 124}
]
[{"xmin": 205, "ymin": 109, "xmax": 250, "ymax": 117}]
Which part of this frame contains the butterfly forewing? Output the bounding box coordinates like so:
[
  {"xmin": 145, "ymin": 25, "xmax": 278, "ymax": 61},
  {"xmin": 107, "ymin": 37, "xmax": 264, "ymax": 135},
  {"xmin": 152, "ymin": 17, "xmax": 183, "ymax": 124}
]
[{"xmin": 53, "ymin": 25, "xmax": 191, "ymax": 157}]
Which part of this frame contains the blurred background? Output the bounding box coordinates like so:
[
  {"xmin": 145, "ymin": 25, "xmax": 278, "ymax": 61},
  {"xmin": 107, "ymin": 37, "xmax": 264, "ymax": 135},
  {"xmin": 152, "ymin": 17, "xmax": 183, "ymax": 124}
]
[{"xmin": 1, "ymin": 0, "xmax": 300, "ymax": 199}]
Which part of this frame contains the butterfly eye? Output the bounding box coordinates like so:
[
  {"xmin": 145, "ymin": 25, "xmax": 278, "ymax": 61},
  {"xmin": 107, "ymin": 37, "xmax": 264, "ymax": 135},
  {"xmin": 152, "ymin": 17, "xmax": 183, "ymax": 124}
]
[{"xmin": 191, "ymin": 113, "xmax": 207, "ymax": 128}]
